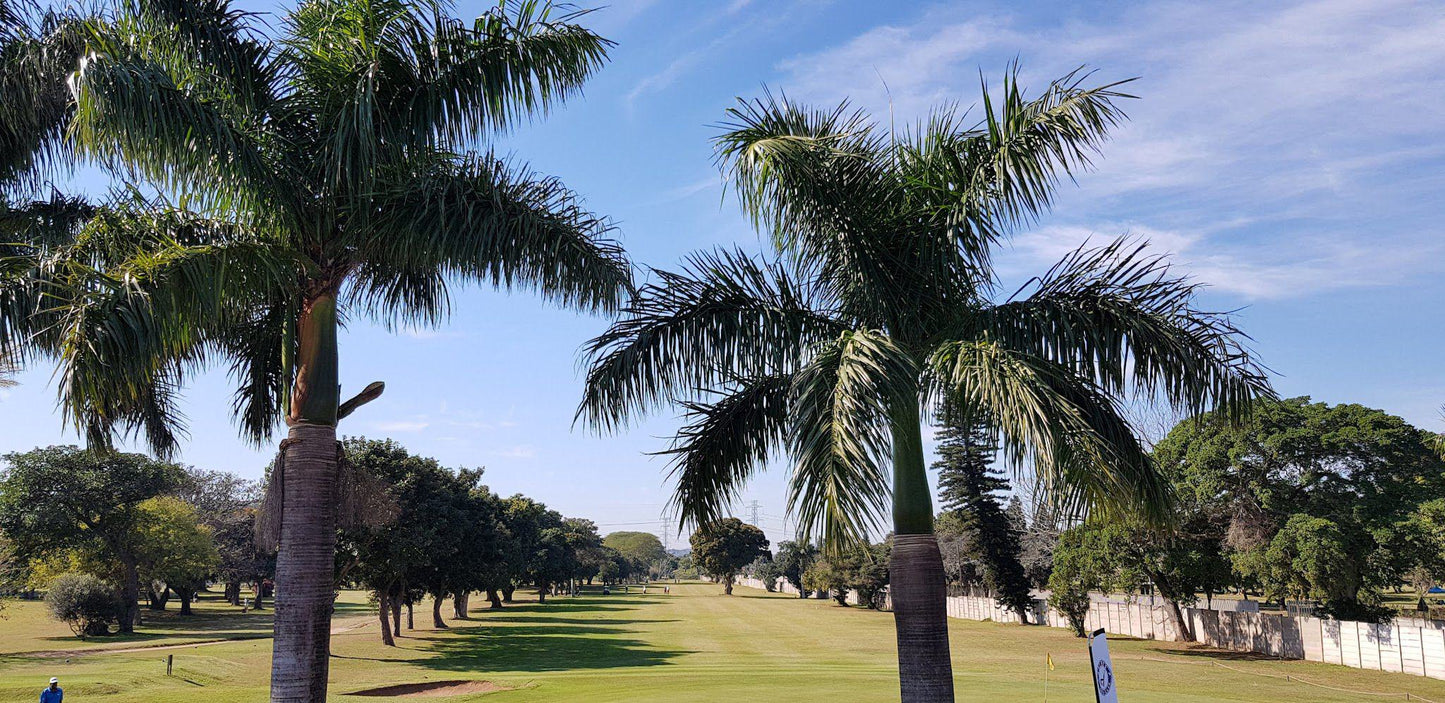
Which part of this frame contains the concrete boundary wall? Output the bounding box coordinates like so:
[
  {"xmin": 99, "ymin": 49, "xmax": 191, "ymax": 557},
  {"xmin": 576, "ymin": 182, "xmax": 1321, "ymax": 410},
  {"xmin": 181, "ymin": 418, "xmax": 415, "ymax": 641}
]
[{"xmin": 734, "ymin": 576, "xmax": 1445, "ymax": 682}]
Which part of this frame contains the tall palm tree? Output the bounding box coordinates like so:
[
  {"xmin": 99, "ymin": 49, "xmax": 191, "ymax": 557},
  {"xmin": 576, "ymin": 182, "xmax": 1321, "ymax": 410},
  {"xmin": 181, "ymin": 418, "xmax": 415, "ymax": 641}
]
[
  {"xmin": 9, "ymin": 1, "xmax": 630, "ymax": 700},
  {"xmin": 578, "ymin": 70, "xmax": 1271, "ymax": 701}
]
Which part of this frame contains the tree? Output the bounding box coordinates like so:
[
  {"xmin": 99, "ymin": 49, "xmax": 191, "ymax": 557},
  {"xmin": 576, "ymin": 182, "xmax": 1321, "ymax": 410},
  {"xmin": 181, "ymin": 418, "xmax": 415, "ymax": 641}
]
[
  {"xmin": 1047, "ymin": 525, "xmax": 1112, "ymax": 637},
  {"xmin": 774, "ymin": 540, "xmax": 818, "ymax": 597},
  {"xmin": 0, "ymin": 0, "xmax": 93, "ymax": 388},
  {"xmin": 690, "ymin": 518, "xmax": 769, "ymax": 595},
  {"xmin": 1157, "ymin": 397, "xmax": 1444, "ymax": 617},
  {"xmin": 133, "ymin": 497, "xmax": 219, "ymax": 615},
  {"xmin": 604, "ymin": 531, "xmax": 668, "ymax": 576},
  {"xmin": 750, "ymin": 556, "xmax": 783, "ymax": 591},
  {"xmin": 935, "ymin": 401, "xmax": 1032, "ymax": 623},
  {"xmin": 578, "ymin": 68, "xmax": 1269, "ymax": 700},
  {"xmin": 25, "ymin": 2, "xmax": 628, "ymax": 699},
  {"xmin": 176, "ymin": 469, "xmax": 266, "ymax": 607},
  {"xmin": 338, "ymin": 439, "xmax": 475, "ymax": 645},
  {"xmin": 46, "ymin": 572, "xmax": 121, "ymax": 638},
  {"xmin": 0, "ymin": 446, "xmax": 183, "ymax": 632},
  {"xmin": 804, "ymin": 550, "xmax": 856, "ymax": 605}
]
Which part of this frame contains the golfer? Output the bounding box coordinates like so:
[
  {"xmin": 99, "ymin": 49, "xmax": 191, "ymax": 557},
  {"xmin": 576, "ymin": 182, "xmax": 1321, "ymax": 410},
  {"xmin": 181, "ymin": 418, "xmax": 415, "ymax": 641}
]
[{"xmin": 40, "ymin": 677, "xmax": 62, "ymax": 702}]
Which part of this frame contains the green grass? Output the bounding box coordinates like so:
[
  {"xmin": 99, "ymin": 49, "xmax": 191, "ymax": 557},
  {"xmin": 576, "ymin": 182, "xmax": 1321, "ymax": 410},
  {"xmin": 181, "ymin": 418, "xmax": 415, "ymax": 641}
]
[{"xmin": 3, "ymin": 583, "xmax": 1445, "ymax": 701}]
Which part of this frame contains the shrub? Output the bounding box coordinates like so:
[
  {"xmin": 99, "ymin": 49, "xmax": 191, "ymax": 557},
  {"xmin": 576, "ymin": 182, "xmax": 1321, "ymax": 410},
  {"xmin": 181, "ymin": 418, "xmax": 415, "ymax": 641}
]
[{"xmin": 46, "ymin": 573, "xmax": 120, "ymax": 638}]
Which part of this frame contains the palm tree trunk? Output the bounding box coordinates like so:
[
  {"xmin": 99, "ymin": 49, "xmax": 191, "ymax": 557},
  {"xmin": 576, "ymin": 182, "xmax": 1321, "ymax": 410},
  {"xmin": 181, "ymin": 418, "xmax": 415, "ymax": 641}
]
[
  {"xmin": 269, "ymin": 289, "xmax": 341, "ymax": 703},
  {"xmin": 890, "ymin": 399, "xmax": 954, "ymax": 702},
  {"xmin": 267, "ymin": 422, "xmax": 339, "ymax": 703}
]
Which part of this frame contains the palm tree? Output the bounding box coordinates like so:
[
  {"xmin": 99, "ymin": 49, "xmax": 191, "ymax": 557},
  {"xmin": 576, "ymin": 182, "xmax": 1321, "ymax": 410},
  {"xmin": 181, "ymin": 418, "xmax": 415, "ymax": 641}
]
[
  {"xmin": 578, "ymin": 70, "xmax": 1271, "ymax": 701},
  {"xmin": 10, "ymin": 1, "xmax": 630, "ymax": 700},
  {"xmin": 0, "ymin": 0, "xmax": 95, "ymax": 352}
]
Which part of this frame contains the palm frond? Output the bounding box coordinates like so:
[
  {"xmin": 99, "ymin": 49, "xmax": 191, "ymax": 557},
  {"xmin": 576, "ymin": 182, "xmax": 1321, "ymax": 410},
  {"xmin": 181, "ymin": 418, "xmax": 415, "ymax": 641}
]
[
  {"xmin": 356, "ymin": 152, "xmax": 631, "ymax": 328},
  {"xmin": 0, "ymin": 1, "xmax": 89, "ymax": 195},
  {"xmin": 576, "ymin": 247, "xmax": 841, "ymax": 432},
  {"xmin": 927, "ymin": 338, "xmax": 1169, "ymax": 525},
  {"xmin": 661, "ymin": 372, "xmax": 793, "ymax": 531},
  {"xmin": 975, "ymin": 237, "xmax": 1273, "ymax": 420},
  {"xmin": 789, "ymin": 329, "xmax": 914, "ymax": 549},
  {"xmin": 42, "ymin": 205, "xmax": 296, "ymax": 456},
  {"xmin": 408, "ymin": 1, "xmax": 612, "ymax": 145},
  {"xmin": 69, "ymin": 41, "xmax": 287, "ymax": 225}
]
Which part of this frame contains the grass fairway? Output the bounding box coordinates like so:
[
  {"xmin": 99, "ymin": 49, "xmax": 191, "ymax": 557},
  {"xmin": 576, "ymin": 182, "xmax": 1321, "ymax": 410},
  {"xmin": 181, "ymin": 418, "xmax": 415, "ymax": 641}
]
[{"xmin": 3, "ymin": 583, "xmax": 1445, "ymax": 701}]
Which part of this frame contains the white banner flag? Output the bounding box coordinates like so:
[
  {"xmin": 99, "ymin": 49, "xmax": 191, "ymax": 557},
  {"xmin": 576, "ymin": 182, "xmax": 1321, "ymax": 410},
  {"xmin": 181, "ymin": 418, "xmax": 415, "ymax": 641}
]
[{"xmin": 1089, "ymin": 629, "xmax": 1119, "ymax": 703}]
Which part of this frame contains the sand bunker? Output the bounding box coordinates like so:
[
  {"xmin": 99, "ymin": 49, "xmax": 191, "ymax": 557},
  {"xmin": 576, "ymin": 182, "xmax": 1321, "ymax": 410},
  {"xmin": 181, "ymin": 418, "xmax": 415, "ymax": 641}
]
[{"xmin": 347, "ymin": 680, "xmax": 508, "ymax": 697}]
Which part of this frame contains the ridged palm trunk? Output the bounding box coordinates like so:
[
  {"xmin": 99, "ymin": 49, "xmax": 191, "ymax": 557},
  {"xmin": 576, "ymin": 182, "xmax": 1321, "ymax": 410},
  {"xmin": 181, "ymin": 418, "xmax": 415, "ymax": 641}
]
[
  {"xmin": 889, "ymin": 399, "xmax": 954, "ymax": 702},
  {"xmin": 269, "ymin": 291, "xmax": 341, "ymax": 703}
]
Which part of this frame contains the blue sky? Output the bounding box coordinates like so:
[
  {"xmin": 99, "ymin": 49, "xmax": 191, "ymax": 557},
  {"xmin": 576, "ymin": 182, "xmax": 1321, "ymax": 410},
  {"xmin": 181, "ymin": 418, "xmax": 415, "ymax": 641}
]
[{"xmin": 3, "ymin": 0, "xmax": 1443, "ymax": 546}]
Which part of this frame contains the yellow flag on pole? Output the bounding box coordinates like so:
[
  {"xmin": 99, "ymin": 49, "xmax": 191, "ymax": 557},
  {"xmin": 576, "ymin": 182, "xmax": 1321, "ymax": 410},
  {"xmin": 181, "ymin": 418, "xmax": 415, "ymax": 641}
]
[{"xmin": 1047, "ymin": 653, "xmax": 1055, "ymax": 671}]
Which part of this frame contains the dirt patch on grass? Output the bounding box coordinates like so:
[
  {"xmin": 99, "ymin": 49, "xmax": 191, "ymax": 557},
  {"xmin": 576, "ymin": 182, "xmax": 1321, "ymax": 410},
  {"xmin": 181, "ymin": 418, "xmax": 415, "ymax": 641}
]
[{"xmin": 346, "ymin": 680, "xmax": 509, "ymax": 697}]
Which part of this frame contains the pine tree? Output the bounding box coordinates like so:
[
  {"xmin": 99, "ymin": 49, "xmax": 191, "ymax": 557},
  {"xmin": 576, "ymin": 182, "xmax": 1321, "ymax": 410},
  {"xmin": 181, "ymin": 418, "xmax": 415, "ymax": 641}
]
[{"xmin": 935, "ymin": 400, "xmax": 1035, "ymax": 623}]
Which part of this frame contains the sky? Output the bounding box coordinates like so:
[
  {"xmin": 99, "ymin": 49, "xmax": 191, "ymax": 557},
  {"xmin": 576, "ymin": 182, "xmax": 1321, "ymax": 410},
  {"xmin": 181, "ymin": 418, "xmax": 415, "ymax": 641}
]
[{"xmin": 3, "ymin": 0, "xmax": 1443, "ymax": 548}]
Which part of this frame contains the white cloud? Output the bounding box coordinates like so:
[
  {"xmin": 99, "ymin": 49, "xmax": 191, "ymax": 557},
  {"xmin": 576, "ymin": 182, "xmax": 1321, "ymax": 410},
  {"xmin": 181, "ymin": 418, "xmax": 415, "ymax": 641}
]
[
  {"xmin": 772, "ymin": 0, "xmax": 1445, "ymax": 299},
  {"xmin": 492, "ymin": 445, "xmax": 537, "ymax": 459}
]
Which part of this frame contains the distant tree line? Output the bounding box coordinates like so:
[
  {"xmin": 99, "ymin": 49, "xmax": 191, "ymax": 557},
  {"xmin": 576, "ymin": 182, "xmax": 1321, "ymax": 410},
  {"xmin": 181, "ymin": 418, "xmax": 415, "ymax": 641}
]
[{"xmin": 0, "ymin": 439, "xmax": 674, "ymax": 641}]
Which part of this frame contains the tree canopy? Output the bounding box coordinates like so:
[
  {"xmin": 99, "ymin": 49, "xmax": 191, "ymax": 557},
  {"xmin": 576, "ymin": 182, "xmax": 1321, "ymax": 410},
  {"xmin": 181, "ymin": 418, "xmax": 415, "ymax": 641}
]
[{"xmin": 689, "ymin": 518, "xmax": 769, "ymax": 595}]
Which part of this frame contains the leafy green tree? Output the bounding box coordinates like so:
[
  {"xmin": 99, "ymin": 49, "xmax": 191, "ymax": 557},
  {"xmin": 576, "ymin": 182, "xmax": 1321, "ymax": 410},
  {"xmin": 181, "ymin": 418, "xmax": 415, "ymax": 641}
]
[
  {"xmin": 46, "ymin": 572, "xmax": 121, "ymax": 638},
  {"xmin": 604, "ymin": 531, "xmax": 668, "ymax": 575},
  {"xmin": 935, "ymin": 401, "xmax": 1032, "ymax": 623},
  {"xmin": 0, "ymin": 446, "xmax": 183, "ymax": 632},
  {"xmin": 1157, "ymin": 397, "xmax": 1444, "ymax": 617},
  {"xmin": 852, "ymin": 541, "xmax": 892, "ymax": 609},
  {"xmin": 804, "ymin": 550, "xmax": 857, "ymax": 605},
  {"xmin": 8, "ymin": 2, "xmax": 628, "ymax": 699},
  {"xmin": 750, "ymin": 556, "xmax": 783, "ymax": 591},
  {"xmin": 1245, "ymin": 513, "xmax": 1389, "ymax": 621},
  {"xmin": 578, "ymin": 69, "xmax": 1268, "ymax": 699},
  {"xmin": 774, "ymin": 540, "xmax": 818, "ymax": 597},
  {"xmin": 565, "ymin": 518, "xmax": 607, "ymax": 588},
  {"xmin": 689, "ymin": 518, "xmax": 769, "ymax": 595},
  {"xmin": 531, "ymin": 526, "xmax": 577, "ymax": 603},
  {"xmin": 1047, "ymin": 525, "xmax": 1113, "ymax": 637},
  {"xmin": 134, "ymin": 496, "xmax": 220, "ymax": 615},
  {"xmin": 176, "ymin": 469, "xmax": 267, "ymax": 607}
]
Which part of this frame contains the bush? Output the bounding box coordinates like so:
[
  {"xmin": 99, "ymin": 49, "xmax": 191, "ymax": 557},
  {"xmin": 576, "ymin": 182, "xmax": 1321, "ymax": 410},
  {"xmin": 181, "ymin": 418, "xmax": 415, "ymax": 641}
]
[{"xmin": 46, "ymin": 573, "xmax": 120, "ymax": 638}]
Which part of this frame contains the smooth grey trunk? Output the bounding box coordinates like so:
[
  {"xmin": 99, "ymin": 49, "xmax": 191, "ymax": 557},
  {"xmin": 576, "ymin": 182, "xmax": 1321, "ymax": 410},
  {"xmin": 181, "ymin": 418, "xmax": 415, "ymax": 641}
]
[
  {"xmin": 268, "ymin": 424, "xmax": 339, "ymax": 703},
  {"xmin": 892, "ymin": 534, "xmax": 954, "ymax": 702},
  {"xmin": 453, "ymin": 591, "xmax": 469, "ymax": 619}
]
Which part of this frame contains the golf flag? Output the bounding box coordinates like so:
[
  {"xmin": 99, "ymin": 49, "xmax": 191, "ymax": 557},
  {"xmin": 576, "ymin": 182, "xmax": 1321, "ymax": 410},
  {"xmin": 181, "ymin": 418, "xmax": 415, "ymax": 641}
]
[
  {"xmin": 1047, "ymin": 653, "xmax": 1055, "ymax": 671},
  {"xmin": 1089, "ymin": 629, "xmax": 1119, "ymax": 703}
]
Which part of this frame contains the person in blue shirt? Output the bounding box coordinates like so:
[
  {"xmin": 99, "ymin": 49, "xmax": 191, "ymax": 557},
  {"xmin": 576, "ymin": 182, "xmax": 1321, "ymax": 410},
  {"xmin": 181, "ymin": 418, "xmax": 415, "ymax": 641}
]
[{"xmin": 40, "ymin": 677, "xmax": 62, "ymax": 702}]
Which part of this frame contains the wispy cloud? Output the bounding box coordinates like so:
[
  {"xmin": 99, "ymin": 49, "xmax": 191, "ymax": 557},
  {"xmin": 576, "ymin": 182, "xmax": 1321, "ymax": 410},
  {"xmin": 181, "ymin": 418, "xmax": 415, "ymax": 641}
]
[
  {"xmin": 772, "ymin": 0, "xmax": 1445, "ymax": 299},
  {"xmin": 492, "ymin": 445, "xmax": 537, "ymax": 459}
]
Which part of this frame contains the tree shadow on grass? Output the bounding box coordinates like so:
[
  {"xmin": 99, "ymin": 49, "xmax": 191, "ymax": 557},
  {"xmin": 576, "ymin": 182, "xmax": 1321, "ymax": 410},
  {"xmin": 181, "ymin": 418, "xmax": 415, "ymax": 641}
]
[
  {"xmin": 1144, "ymin": 644, "xmax": 1285, "ymax": 662},
  {"xmin": 415, "ymin": 624, "xmax": 685, "ymax": 673}
]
